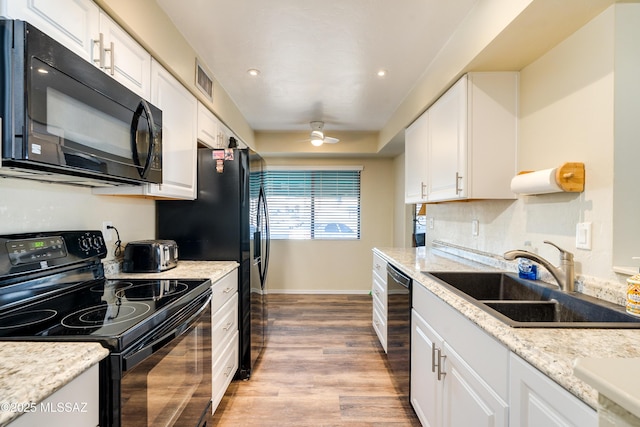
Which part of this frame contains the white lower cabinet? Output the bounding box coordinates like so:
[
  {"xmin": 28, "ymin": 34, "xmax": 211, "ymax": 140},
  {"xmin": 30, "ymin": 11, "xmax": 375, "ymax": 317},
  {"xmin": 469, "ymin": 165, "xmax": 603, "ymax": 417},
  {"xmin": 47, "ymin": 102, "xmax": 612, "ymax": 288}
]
[
  {"xmin": 210, "ymin": 269, "xmax": 239, "ymax": 414},
  {"xmin": 510, "ymin": 353, "xmax": 597, "ymax": 427},
  {"xmin": 411, "ymin": 297, "xmax": 508, "ymax": 426},
  {"xmin": 411, "ymin": 277, "xmax": 598, "ymax": 427},
  {"xmin": 371, "ymin": 252, "xmax": 388, "ymax": 352},
  {"xmin": 9, "ymin": 363, "xmax": 99, "ymax": 427}
]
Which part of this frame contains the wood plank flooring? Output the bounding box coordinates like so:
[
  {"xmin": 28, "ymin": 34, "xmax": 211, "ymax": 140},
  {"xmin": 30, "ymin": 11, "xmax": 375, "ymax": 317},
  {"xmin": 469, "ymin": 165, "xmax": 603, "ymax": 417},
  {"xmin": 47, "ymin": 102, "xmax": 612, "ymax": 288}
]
[{"xmin": 212, "ymin": 294, "xmax": 421, "ymax": 426}]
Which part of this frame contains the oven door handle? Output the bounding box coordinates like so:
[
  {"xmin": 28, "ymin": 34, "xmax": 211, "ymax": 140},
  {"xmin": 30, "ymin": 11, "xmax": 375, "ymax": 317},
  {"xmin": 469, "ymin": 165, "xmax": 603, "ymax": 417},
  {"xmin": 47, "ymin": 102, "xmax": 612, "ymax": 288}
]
[{"xmin": 122, "ymin": 293, "xmax": 212, "ymax": 371}]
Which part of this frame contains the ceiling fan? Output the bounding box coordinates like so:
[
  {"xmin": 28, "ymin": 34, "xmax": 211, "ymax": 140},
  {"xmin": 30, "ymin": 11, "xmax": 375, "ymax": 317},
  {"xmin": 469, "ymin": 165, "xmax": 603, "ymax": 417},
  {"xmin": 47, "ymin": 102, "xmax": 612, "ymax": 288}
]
[{"xmin": 307, "ymin": 121, "xmax": 339, "ymax": 146}]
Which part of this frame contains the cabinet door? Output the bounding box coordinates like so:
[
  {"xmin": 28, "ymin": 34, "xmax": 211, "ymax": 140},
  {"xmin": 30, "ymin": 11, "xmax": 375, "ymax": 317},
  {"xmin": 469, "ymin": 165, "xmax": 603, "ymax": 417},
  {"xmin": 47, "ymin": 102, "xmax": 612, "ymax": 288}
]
[
  {"xmin": 149, "ymin": 60, "xmax": 198, "ymax": 199},
  {"xmin": 428, "ymin": 76, "xmax": 467, "ymax": 201},
  {"xmin": 197, "ymin": 102, "xmax": 220, "ymax": 148},
  {"xmin": 4, "ymin": 0, "xmax": 99, "ymax": 61},
  {"xmin": 405, "ymin": 111, "xmax": 429, "ymax": 203},
  {"xmin": 411, "ymin": 308, "xmax": 444, "ymax": 427},
  {"xmin": 98, "ymin": 13, "xmax": 151, "ymax": 98},
  {"xmin": 10, "ymin": 364, "xmax": 99, "ymax": 427},
  {"xmin": 442, "ymin": 342, "xmax": 508, "ymax": 427},
  {"xmin": 510, "ymin": 353, "xmax": 597, "ymax": 427}
]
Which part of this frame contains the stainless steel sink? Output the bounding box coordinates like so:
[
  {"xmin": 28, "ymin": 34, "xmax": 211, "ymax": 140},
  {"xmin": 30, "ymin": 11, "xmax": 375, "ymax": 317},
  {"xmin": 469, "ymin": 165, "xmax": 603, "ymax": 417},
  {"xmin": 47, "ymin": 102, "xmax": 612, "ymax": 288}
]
[{"xmin": 425, "ymin": 271, "xmax": 640, "ymax": 328}]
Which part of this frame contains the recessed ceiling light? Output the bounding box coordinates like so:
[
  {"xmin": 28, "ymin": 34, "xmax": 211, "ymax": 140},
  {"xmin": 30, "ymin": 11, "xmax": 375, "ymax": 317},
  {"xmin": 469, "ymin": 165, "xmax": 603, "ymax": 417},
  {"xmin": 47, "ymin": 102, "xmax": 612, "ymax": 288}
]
[
  {"xmin": 377, "ymin": 69, "xmax": 387, "ymax": 77},
  {"xmin": 247, "ymin": 68, "xmax": 260, "ymax": 77}
]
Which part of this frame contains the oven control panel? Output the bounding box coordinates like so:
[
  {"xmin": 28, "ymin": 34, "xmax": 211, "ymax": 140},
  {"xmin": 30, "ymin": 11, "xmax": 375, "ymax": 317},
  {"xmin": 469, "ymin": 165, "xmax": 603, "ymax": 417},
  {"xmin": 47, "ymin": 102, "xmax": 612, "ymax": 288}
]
[
  {"xmin": 0, "ymin": 230, "xmax": 107, "ymax": 276},
  {"xmin": 6, "ymin": 236, "xmax": 68, "ymax": 265}
]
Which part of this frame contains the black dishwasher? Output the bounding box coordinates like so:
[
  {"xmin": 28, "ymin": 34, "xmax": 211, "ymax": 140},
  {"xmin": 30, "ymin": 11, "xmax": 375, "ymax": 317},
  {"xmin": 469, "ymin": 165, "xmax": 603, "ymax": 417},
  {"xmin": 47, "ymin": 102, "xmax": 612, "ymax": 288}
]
[{"xmin": 386, "ymin": 263, "xmax": 412, "ymax": 398}]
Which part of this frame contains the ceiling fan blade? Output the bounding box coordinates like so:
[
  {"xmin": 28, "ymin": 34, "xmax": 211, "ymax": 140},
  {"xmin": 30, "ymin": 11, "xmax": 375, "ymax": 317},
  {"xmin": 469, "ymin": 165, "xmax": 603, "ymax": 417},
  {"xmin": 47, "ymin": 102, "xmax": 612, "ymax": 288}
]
[{"xmin": 324, "ymin": 136, "xmax": 339, "ymax": 144}]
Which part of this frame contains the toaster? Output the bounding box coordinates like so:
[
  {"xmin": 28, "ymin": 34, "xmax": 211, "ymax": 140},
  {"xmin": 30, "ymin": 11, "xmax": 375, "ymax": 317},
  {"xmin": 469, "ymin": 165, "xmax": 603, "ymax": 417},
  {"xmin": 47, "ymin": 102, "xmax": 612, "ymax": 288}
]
[{"xmin": 122, "ymin": 240, "xmax": 178, "ymax": 273}]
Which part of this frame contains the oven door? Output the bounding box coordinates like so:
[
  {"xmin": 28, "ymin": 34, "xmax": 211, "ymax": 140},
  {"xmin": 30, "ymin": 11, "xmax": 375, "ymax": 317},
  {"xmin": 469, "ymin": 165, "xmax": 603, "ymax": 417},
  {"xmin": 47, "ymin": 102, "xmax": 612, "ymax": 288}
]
[{"xmin": 114, "ymin": 291, "xmax": 212, "ymax": 427}]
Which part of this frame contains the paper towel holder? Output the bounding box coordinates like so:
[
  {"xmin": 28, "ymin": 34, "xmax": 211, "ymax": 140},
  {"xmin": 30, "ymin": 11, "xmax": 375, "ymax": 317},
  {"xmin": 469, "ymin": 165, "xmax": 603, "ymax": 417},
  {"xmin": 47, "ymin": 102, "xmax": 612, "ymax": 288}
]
[{"xmin": 511, "ymin": 162, "xmax": 585, "ymax": 195}]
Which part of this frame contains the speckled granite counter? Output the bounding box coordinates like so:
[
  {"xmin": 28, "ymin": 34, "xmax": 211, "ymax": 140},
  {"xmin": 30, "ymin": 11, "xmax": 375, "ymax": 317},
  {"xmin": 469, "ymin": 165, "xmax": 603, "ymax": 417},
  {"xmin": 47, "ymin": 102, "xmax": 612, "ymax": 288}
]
[
  {"xmin": 0, "ymin": 342, "xmax": 108, "ymax": 426},
  {"xmin": 105, "ymin": 260, "xmax": 239, "ymax": 282},
  {"xmin": 374, "ymin": 245, "xmax": 640, "ymax": 410}
]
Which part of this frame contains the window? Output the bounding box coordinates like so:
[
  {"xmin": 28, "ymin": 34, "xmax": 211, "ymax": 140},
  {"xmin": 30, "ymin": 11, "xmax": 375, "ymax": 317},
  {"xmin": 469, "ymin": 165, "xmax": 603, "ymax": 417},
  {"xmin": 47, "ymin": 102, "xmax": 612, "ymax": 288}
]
[{"xmin": 264, "ymin": 166, "xmax": 362, "ymax": 240}]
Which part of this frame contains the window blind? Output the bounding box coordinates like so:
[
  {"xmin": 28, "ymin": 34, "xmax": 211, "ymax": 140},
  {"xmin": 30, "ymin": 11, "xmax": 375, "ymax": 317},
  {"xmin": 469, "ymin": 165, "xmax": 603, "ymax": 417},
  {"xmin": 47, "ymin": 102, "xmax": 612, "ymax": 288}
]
[{"xmin": 264, "ymin": 168, "xmax": 361, "ymax": 240}]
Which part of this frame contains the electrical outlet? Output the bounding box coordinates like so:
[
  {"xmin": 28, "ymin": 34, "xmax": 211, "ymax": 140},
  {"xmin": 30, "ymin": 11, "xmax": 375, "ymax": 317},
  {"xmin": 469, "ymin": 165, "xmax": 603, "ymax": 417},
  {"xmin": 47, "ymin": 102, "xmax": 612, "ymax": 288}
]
[
  {"xmin": 471, "ymin": 219, "xmax": 479, "ymax": 236},
  {"xmin": 428, "ymin": 217, "xmax": 434, "ymax": 230},
  {"xmin": 576, "ymin": 222, "xmax": 592, "ymax": 250},
  {"xmin": 102, "ymin": 221, "xmax": 113, "ymax": 242}
]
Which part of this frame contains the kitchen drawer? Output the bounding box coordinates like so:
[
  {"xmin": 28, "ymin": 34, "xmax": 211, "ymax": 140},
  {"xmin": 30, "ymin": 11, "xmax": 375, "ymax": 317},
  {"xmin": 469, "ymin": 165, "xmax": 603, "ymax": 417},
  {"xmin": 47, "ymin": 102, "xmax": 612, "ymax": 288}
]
[
  {"xmin": 211, "ymin": 270, "xmax": 238, "ymax": 314},
  {"xmin": 211, "ymin": 292, "xmax": 238, "ymax": 361},
  {"xmin": 372, "ymin": 302, "xmax": 387, "ymax": 352},
  {"xmin": 372, "ymin": 272, "xmax": 387, "ymax": 311},
  {"xmin": 212, "ymin": 330, "xmax": 239, "ymax": 413},
  {"xmin": 373, "ymin": 252, "xmax": 388, "ymax": 281}
]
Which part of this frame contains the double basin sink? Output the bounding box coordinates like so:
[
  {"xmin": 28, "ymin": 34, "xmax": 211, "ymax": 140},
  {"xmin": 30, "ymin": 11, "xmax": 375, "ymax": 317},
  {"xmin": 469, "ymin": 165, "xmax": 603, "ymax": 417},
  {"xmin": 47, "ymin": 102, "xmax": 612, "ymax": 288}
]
[{"xmin": 425, "ymin": 271, "xmax": 640, "ymax": 328}]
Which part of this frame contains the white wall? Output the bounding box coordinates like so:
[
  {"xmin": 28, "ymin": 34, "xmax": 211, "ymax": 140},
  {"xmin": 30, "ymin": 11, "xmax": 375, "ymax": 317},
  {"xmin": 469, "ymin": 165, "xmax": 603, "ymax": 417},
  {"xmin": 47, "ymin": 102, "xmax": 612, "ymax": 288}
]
[
  {"xmin": 425, "ymin": 5, "xmax": 632, "ymax": 291},
  {"xmin": 264, "ymin": 157, "xmax": 395, "ymax": 293},
  {"xmin": 393, "ymin": 152, "xmax": 413, "ymax": 248},
  {"xmin": 0, "ymin": 178, "xmax": 155, "ymax": 259}
]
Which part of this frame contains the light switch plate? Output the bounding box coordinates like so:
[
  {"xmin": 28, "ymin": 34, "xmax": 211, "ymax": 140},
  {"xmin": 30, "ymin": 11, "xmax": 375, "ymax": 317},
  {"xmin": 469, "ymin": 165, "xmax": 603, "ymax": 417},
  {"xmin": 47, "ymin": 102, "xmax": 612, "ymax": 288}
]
[{"xmin": 576, "ymin": 222, "xmax": 592, "ymax": 250}]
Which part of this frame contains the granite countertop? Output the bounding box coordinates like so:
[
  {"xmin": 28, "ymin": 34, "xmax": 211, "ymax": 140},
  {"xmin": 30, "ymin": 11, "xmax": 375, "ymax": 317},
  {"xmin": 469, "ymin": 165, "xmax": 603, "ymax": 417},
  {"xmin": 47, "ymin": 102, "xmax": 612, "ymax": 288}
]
[
  {"xmin": 0, "ymin": 342, "xmax": 108, "ymax": 426},
  {"xmin": 105, "ymin": 260, "xmax": 239, "ymax": 282},
  {"xmin": 374, "ymin": 245, "xmax": 640, "ymax": 410}
]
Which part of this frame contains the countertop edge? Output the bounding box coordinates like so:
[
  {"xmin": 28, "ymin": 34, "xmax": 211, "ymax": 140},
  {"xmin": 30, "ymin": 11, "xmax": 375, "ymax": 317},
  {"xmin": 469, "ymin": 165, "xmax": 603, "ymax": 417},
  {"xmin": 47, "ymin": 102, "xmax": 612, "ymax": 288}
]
[
  {"xmin": 0, "ymin": 342, "xmax": 109, "ymax": 426},
  {"xmin": 574, "ymin": 357, "xmax": 640, "ymax": 419}
]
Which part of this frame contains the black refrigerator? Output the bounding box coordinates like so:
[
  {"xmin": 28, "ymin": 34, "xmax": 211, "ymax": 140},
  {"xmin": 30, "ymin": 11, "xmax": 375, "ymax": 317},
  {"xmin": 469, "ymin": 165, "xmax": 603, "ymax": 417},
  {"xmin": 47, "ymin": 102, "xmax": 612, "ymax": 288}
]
[{"xmin": 156, "ymin": 147, "xmax": 269, "ymax": 380}]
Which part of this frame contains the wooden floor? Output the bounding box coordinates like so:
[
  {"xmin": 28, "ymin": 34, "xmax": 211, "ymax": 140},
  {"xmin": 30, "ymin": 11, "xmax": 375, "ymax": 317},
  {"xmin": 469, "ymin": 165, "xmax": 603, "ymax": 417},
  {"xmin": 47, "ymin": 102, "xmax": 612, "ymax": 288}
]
[{"xmin": 212, "ymin": 294, "xmax": 421, "ymax": 426}]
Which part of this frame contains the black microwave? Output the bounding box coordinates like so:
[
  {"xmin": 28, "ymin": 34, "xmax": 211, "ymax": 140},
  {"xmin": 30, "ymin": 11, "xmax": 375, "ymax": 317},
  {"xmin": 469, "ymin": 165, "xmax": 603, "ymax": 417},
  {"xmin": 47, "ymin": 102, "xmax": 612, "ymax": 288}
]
[{"xmin": 0, "ymin": 19, "xmax": 162, "ymax": 186}]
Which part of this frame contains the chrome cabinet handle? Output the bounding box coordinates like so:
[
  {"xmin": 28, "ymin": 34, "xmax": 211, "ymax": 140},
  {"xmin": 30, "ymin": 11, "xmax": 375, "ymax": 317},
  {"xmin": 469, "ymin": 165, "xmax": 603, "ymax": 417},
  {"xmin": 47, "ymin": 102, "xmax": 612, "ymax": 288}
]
[
  {"xmin": 223, "ymin": 287, "xmax": 233, "ymax": 294},
  {"xmin": 431, "ymin": 342, "xmax": 446, "ymax": 381},
  {"xmin": 421, "ymin": 181, "xmax": 427, "ymax": 199},
  {"xmin": 104, "ymin": 41, "xmax": 115, "ymax": 75},
  {"xmin": 455, "ymin": 172, "xmax": 463, "ymax": 195},
  {"xmin": 224, "ymin": 366, "xmax": 233, "ymax": 377},
  {"xmin": 93, "ymin": 33, "xmax": 105, "ymax": 68},
  {"xmin": 222, "ymin": 322, "xmax": 233, "ymax": 331}
]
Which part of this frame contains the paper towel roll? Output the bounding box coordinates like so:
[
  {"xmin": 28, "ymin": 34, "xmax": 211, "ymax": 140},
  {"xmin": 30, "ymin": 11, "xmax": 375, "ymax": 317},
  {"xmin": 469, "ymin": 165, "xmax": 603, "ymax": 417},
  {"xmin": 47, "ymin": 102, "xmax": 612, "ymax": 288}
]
[{"xmin": 510, "ymin": 168, "xmax": 562, "ymax": 195}]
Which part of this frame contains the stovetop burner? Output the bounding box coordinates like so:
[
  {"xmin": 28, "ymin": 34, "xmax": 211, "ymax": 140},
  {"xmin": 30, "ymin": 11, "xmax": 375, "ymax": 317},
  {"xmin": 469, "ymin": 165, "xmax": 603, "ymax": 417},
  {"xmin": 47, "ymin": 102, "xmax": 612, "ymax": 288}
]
[
  {"xmin": 114, "ymin": 280, "xmax": 189, "ymax": 301},
  {"xmin": 0, "ymin": 309, "xmax": 58, "ymax": 330},
  {"xmin": 61, "ymin": 301, "xmax": 151, "ymax": 328}
]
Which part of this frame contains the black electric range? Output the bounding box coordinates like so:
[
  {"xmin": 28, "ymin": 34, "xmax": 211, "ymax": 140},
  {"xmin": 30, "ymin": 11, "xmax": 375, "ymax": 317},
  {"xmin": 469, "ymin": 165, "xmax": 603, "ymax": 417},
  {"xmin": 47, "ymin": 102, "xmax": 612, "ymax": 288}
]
[
  {"xmin": 0, "ymin": 231, "xmax": 210, "ymax": 351},
  {"xmin": 0, "ymin": 230, "xmax": 214, "ymax": 427}
]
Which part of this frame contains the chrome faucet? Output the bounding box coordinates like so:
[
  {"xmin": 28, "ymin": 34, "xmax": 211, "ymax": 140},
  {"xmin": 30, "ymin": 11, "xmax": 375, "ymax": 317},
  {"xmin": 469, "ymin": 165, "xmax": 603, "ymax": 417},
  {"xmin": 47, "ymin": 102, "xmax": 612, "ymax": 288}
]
[{"xmin": 503, "ymin": 240, "xmax": 575, "ymax": 292}]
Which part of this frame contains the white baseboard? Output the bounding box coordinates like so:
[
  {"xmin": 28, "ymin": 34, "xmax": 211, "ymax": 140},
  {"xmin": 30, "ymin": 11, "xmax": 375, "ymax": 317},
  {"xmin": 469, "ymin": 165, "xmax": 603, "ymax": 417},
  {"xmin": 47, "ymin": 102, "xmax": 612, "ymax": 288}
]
[{"xmin": 266, "ymin": 289, "xmax": 371, "ymax": 295}]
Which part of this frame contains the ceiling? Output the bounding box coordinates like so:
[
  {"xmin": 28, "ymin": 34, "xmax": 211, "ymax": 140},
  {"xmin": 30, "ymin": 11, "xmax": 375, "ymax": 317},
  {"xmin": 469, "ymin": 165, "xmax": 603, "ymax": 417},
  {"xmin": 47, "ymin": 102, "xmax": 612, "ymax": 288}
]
[{"xmin": 155, "ymin": 0, "xmax": 478, "ymax": 135}]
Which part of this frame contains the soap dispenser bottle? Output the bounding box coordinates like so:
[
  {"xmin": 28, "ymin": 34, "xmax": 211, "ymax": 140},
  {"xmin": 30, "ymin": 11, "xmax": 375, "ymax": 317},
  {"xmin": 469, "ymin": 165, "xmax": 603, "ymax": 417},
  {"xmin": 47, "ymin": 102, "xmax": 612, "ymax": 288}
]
[{"xmin": 518, "ymin": 241, "xmax": 538, "ymax": 280}]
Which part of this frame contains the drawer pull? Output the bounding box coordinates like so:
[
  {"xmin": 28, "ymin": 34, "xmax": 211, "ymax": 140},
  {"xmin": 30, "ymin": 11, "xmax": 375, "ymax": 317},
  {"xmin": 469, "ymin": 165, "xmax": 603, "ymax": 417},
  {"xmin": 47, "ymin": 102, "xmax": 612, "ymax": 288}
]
[
  {"xmin": 224, "ymin": 366, "xmax": 233, "ymax": 377},
  {"xmin": 222, "ymin": 322, "xmax": 233, "ymax": 331},
  {"xmin": 431, "ymin": 343, "xmax": 446, "ymax": 381},
  {"xmin": 223, "ymin": 287, "xmax": 233, "ymax": 294}
]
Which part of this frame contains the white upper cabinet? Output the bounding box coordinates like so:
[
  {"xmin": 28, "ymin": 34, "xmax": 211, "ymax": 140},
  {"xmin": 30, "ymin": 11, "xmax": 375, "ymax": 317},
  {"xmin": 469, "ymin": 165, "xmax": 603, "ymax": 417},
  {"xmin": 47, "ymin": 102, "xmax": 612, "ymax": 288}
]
[
  {"xmin": 405, "ymin": 72, "xmax": 518, "ymax": 203},
  {"xmin": 147, "ymin": 60, "xmax": 198, "ymax": 199},
  {"xmin": 197, "ymin": 101, "xmax": 219, "ymax": 148},
  {"xmin": 97, "ymin": 13, "xmax": 151, "ymax": 99},
  {"xmin": 4, "ymin": 0, "xmax": 151, "ymax": 99},
  {"xmin": 429, "ymin": 72, "xmax": 518, "ymax": 202},
  {"xmin": 404, "ymin": 110, "xmax": 429, "ymax": 203},
  {"xmin": 427, "ymin": 76, "xmax": 468, "ymax": 201},
  {"xmin": 94, "ymin": 60, "xmax": 198, "ymax": 199},
  {"xmin": 3, "ymin": 0, "xmax": 99, "ymax": 61}
]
